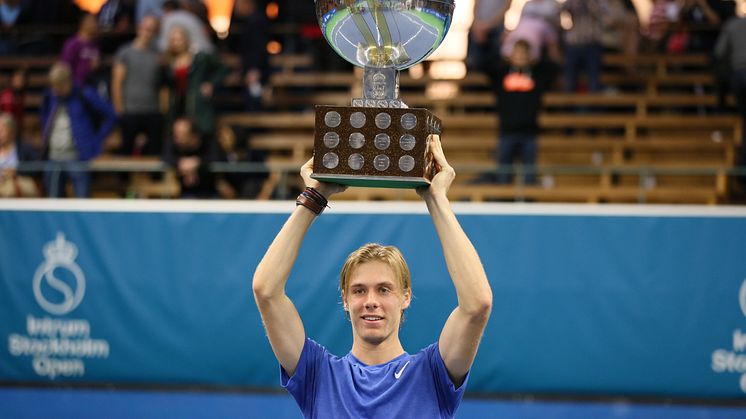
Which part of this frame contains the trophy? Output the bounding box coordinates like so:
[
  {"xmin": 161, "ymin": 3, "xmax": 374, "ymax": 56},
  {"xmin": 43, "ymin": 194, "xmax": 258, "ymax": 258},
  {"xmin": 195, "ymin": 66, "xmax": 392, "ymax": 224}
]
[{"xmin": 312, "ymin": 0, "xmax": 455, "ymax": 188}]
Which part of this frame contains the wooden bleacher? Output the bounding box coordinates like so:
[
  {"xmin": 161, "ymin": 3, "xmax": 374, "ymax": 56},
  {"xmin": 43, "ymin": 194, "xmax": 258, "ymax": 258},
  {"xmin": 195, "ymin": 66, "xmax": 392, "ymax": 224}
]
[
  {"xmin": 1, "ymin": 51, "xmax": 741, "ymax": 203},
  {"xmin": 215, "ymin": 51, "xmax": 740, "ymax": 204}
]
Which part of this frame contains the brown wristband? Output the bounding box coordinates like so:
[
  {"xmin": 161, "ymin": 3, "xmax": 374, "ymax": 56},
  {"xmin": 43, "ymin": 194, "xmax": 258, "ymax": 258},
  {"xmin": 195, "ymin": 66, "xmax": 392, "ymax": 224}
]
[{"xmin": 296, "ymin": 187, "xmax": 328, "ymax": 215}]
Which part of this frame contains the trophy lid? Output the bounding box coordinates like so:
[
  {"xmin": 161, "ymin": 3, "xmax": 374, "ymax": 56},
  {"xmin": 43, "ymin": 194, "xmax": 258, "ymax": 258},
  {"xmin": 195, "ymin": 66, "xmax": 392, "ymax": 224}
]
[{"xmin": 315, "ymin": 0, "xmax": 456, "ymax": 70}]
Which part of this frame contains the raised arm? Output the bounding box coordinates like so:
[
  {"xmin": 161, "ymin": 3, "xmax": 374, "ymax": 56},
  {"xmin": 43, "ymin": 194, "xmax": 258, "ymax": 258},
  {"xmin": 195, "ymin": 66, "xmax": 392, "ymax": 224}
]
[
  {"xmin": 252, "ymin": 159, "xmax": 345, "ymax": 376},
  {"xmin": 418, "ymin": 136, "xmax": 493, "ymax": 387}
]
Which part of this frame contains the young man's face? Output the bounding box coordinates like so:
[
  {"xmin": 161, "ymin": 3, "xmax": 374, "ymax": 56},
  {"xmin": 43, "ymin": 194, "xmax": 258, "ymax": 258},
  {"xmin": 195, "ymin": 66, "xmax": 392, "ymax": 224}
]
[{"xmin": 343, "ymin": 261, "xmax": 411, "ymax": 346}]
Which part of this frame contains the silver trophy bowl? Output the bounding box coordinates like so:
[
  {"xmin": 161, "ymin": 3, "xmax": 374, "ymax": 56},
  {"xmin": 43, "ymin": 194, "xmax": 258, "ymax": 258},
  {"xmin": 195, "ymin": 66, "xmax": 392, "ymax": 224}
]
[{"xmin": 315, "ymin": 0, "xmax": 456, "ymax": 71}]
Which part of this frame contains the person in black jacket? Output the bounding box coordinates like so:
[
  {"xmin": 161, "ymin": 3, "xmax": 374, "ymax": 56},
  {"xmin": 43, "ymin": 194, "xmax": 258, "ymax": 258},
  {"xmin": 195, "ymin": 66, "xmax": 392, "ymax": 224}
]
[
  {"xmin": 233, "ymin": 0, "xmax": 270, "ymax": 112},
  {"xmin": 491, "ymin": 39, "xmax": 557, "ymax": 185},
  {"xmin": 164, "ymin": 117, "xmax": 216, "ymax": 198}
]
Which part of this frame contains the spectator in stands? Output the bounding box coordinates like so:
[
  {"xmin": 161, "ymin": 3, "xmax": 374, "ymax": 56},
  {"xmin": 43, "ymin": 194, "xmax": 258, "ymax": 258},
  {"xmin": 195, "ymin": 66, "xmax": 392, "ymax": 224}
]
[
  {"xmin": 467, "ymin": 0, "xmax": 513, "ymax": 73},
  {"xmin": 715, "ymin": 2, "xmax": 746, "ymax": 183},
  {"xmin": 233, "ymin": 0, "xmax": 270, "ymax": 112},
  {"xmin": 0, "ymin": 112, "xmax": 37, "ymax": 197},
  {"xmin": 214, "ymin": 125, "xmax": 267, "ymax": 199},
  {"xmin": 214, "ymin": 125, "xmax": 246, "ymax": 199},
  {"xmin": 603, "ymin": 0, "xmax": 640, "ymax": 72},
  {"xmin": 158, "ymin": 0, "xmax": 214, "ymax": 54},
  {"xmin": 561, "ymin": 0, "xmax": 608, "ymax": 93},
  {"xmin": 164, "ymin": 117, "xmax": 216, "ymax": 198},
  {"xmin": 711, "ymin": 0, "xmax": 737, "ymax": 111},
  {"xmin": 1, "ymin": 72, "xmax": 38, "ymax": 162},
  {"xmin": 490, "ymin": 39, "xmax": 558, "ymax": 185},
  {"xmin": 41, "ymin": 62, "xmax": 117, "ymax": 198},
  {"xmin": 671, "ymin": 0, "xmax": 722, "ymax": 53},
  {"xmin": 111, "ymin": 15, "xmax": 163, "ymax": 156},
  {"xmin": 163, "ymin": 24, "xmax": 226, "ymax": 139},
  {"xmin": 0, "ymin": 68, "xmax": 26, "ymax": 131},
  {"xmin": 643, "ymin": 0, "xmax": 679, "ymax": 52},
  {"xmin": 0, "ymin": 112, "xmax": 18, "ymax": 174},
  {"xmin": 60, "ymin": 13, "xmax": 101, "ymax": 86}
]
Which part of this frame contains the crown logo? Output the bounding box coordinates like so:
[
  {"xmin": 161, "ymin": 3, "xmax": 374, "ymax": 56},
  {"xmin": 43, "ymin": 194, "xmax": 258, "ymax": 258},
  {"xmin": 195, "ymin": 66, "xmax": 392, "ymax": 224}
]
[
  {"xmin": 372, "ymin": 72, "xmax": 386, "ymax": 83},
  {"xmin": 43, "ymin": 233, "xmax": 78, "ymax": 263}
]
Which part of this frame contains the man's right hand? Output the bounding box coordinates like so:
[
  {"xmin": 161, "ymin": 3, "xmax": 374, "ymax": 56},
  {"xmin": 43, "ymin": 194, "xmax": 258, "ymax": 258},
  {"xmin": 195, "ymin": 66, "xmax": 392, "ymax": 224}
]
[{"xmin": 300, "ymin": 157, "xmax": 347, "ymax": 199}]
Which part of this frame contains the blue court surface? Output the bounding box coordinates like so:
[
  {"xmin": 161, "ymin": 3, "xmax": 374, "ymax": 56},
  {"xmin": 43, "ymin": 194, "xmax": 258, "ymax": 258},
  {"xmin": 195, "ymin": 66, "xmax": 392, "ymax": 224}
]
[{"xmin": 0, "ymin": 387, "xmax": 744, "ymax": 419}]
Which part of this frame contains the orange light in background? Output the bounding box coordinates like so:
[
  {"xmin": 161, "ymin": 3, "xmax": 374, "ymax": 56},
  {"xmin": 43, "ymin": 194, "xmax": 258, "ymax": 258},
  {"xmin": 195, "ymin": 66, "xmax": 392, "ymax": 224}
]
[
  {"xmin": 266, "ymin": 2, "xmax": 280, "ymax": 20},
  {"xmin": 266, "ymin": 40, "xmax": 282, "ymax": 55},
  {"xmin": 73, "ymin": 0, "xmax": 106, "ymax": 13},
  {"xmin": 204, "ymin": 0, "xmax": 236, "ymax": 39}
]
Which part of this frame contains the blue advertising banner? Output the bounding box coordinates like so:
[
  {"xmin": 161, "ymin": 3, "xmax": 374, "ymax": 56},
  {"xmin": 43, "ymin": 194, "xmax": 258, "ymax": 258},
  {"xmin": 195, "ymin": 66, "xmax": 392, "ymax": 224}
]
[{"xmin": 1, "ymin": 200, "xmax": 745, "ymax": 399}]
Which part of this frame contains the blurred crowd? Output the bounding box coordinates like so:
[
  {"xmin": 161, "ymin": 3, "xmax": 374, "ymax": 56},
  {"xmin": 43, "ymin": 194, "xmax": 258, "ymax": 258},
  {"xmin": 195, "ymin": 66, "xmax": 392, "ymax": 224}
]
[
  {"xmin": 0, "ymin": 0, "xmax": 274, "ymax": 199},
  {"xmin": 466, "ymin": 0, "xmax": 744, "ymax": 185},
  {"xmin": 0, "ymin": 0, "xmax": 744, "ymax": 197}
]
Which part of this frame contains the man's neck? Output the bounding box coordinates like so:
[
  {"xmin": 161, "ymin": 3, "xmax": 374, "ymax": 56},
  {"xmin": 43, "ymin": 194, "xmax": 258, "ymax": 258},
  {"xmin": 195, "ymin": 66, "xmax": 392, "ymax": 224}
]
[{"xmin": 350, "ymin": 336, "xmax": 405, "ymax": 366}]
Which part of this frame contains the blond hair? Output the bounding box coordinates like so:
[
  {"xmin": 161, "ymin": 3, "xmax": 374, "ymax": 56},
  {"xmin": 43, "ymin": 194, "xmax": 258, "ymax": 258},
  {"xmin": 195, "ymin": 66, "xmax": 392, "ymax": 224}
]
[{"xmin": 340, "ymin": 243, "xmax": 411, "ymax": 296}]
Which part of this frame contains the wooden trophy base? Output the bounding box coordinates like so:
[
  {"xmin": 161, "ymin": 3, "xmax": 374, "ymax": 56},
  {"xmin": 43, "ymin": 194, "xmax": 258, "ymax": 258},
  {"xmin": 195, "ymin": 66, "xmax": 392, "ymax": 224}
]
[{"xmin": 311, "ymin": 105, "xmax": 441, "ymax": 189}]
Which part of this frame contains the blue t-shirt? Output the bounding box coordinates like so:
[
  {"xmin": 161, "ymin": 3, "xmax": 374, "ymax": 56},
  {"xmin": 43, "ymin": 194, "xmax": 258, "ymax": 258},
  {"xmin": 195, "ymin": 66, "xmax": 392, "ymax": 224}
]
[{"xmin": 281, "ymin": 338, "xmax": 468, "ymax": 419}]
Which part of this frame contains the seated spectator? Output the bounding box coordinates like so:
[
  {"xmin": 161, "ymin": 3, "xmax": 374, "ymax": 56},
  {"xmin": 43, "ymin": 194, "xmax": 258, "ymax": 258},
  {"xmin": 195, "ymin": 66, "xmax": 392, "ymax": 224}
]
[
  {"xmin": 0, "ymin": 112, "xmax": 19, "ymax": 173},
  {"xmin": 60, "ymin": 13, "xmax": 102, "ymax": 86},
  {"xmin": 214, "ymin": 125, "xmax": 245, "ymax": 199},
  {"xmin": 164, "ymin": 117, "xmax": 216, "ymax": 198},
  {"xmin": 0, "ymin": 112, "xmax": 38, "ymax": 197},
  {"xmin": 163, "ymin": 24, "xmax": 226, "ymax": 139},
  {"xmin": 0, "ymin": 70, "xmax": 38, "ymax": 162},
  {"xmin": 213, "ymin": 125, "xmax": 268, "ymax": 199},
  {"xmin": 0, "ymin": 68, "xmax": 26, "ymax": 131},
  {"xmin": 489, "ymin": 40, "xmax": 558, "ymax": 185},
  {"xmin": 111, "ymin": 14, "xmax": 163, "ymax": 156},
  {"xmin": 41, "ymin": 62, "xmax": 117, "ymax": 198}
]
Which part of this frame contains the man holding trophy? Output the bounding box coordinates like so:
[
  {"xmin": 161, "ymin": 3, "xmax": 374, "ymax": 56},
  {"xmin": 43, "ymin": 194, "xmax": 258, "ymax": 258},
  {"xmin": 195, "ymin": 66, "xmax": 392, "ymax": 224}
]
[{"xmin": 252, "ymin": 2, "xmax": 492, "ymax": 417}]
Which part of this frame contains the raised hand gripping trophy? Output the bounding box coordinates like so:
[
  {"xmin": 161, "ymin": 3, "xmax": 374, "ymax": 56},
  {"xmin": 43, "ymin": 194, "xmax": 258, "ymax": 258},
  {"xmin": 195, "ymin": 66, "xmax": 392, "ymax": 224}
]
[{"xmin": 312, "ymin": 0, "xmax": 455, "ymax": 188}]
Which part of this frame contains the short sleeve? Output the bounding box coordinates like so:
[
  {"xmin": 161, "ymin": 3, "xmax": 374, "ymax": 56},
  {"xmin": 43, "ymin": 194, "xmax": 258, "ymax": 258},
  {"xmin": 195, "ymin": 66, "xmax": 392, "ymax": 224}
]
[
  {"xmin": 426, "ymin": 342, "xmax": 469, "ymax": 417},
  {"xmin": 114, "ymin": 45, "xmax": 128, "ymax": 65},
  {"xmin": 280, "ymin": 338, "xmax": 326, "ymax": 415}
]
